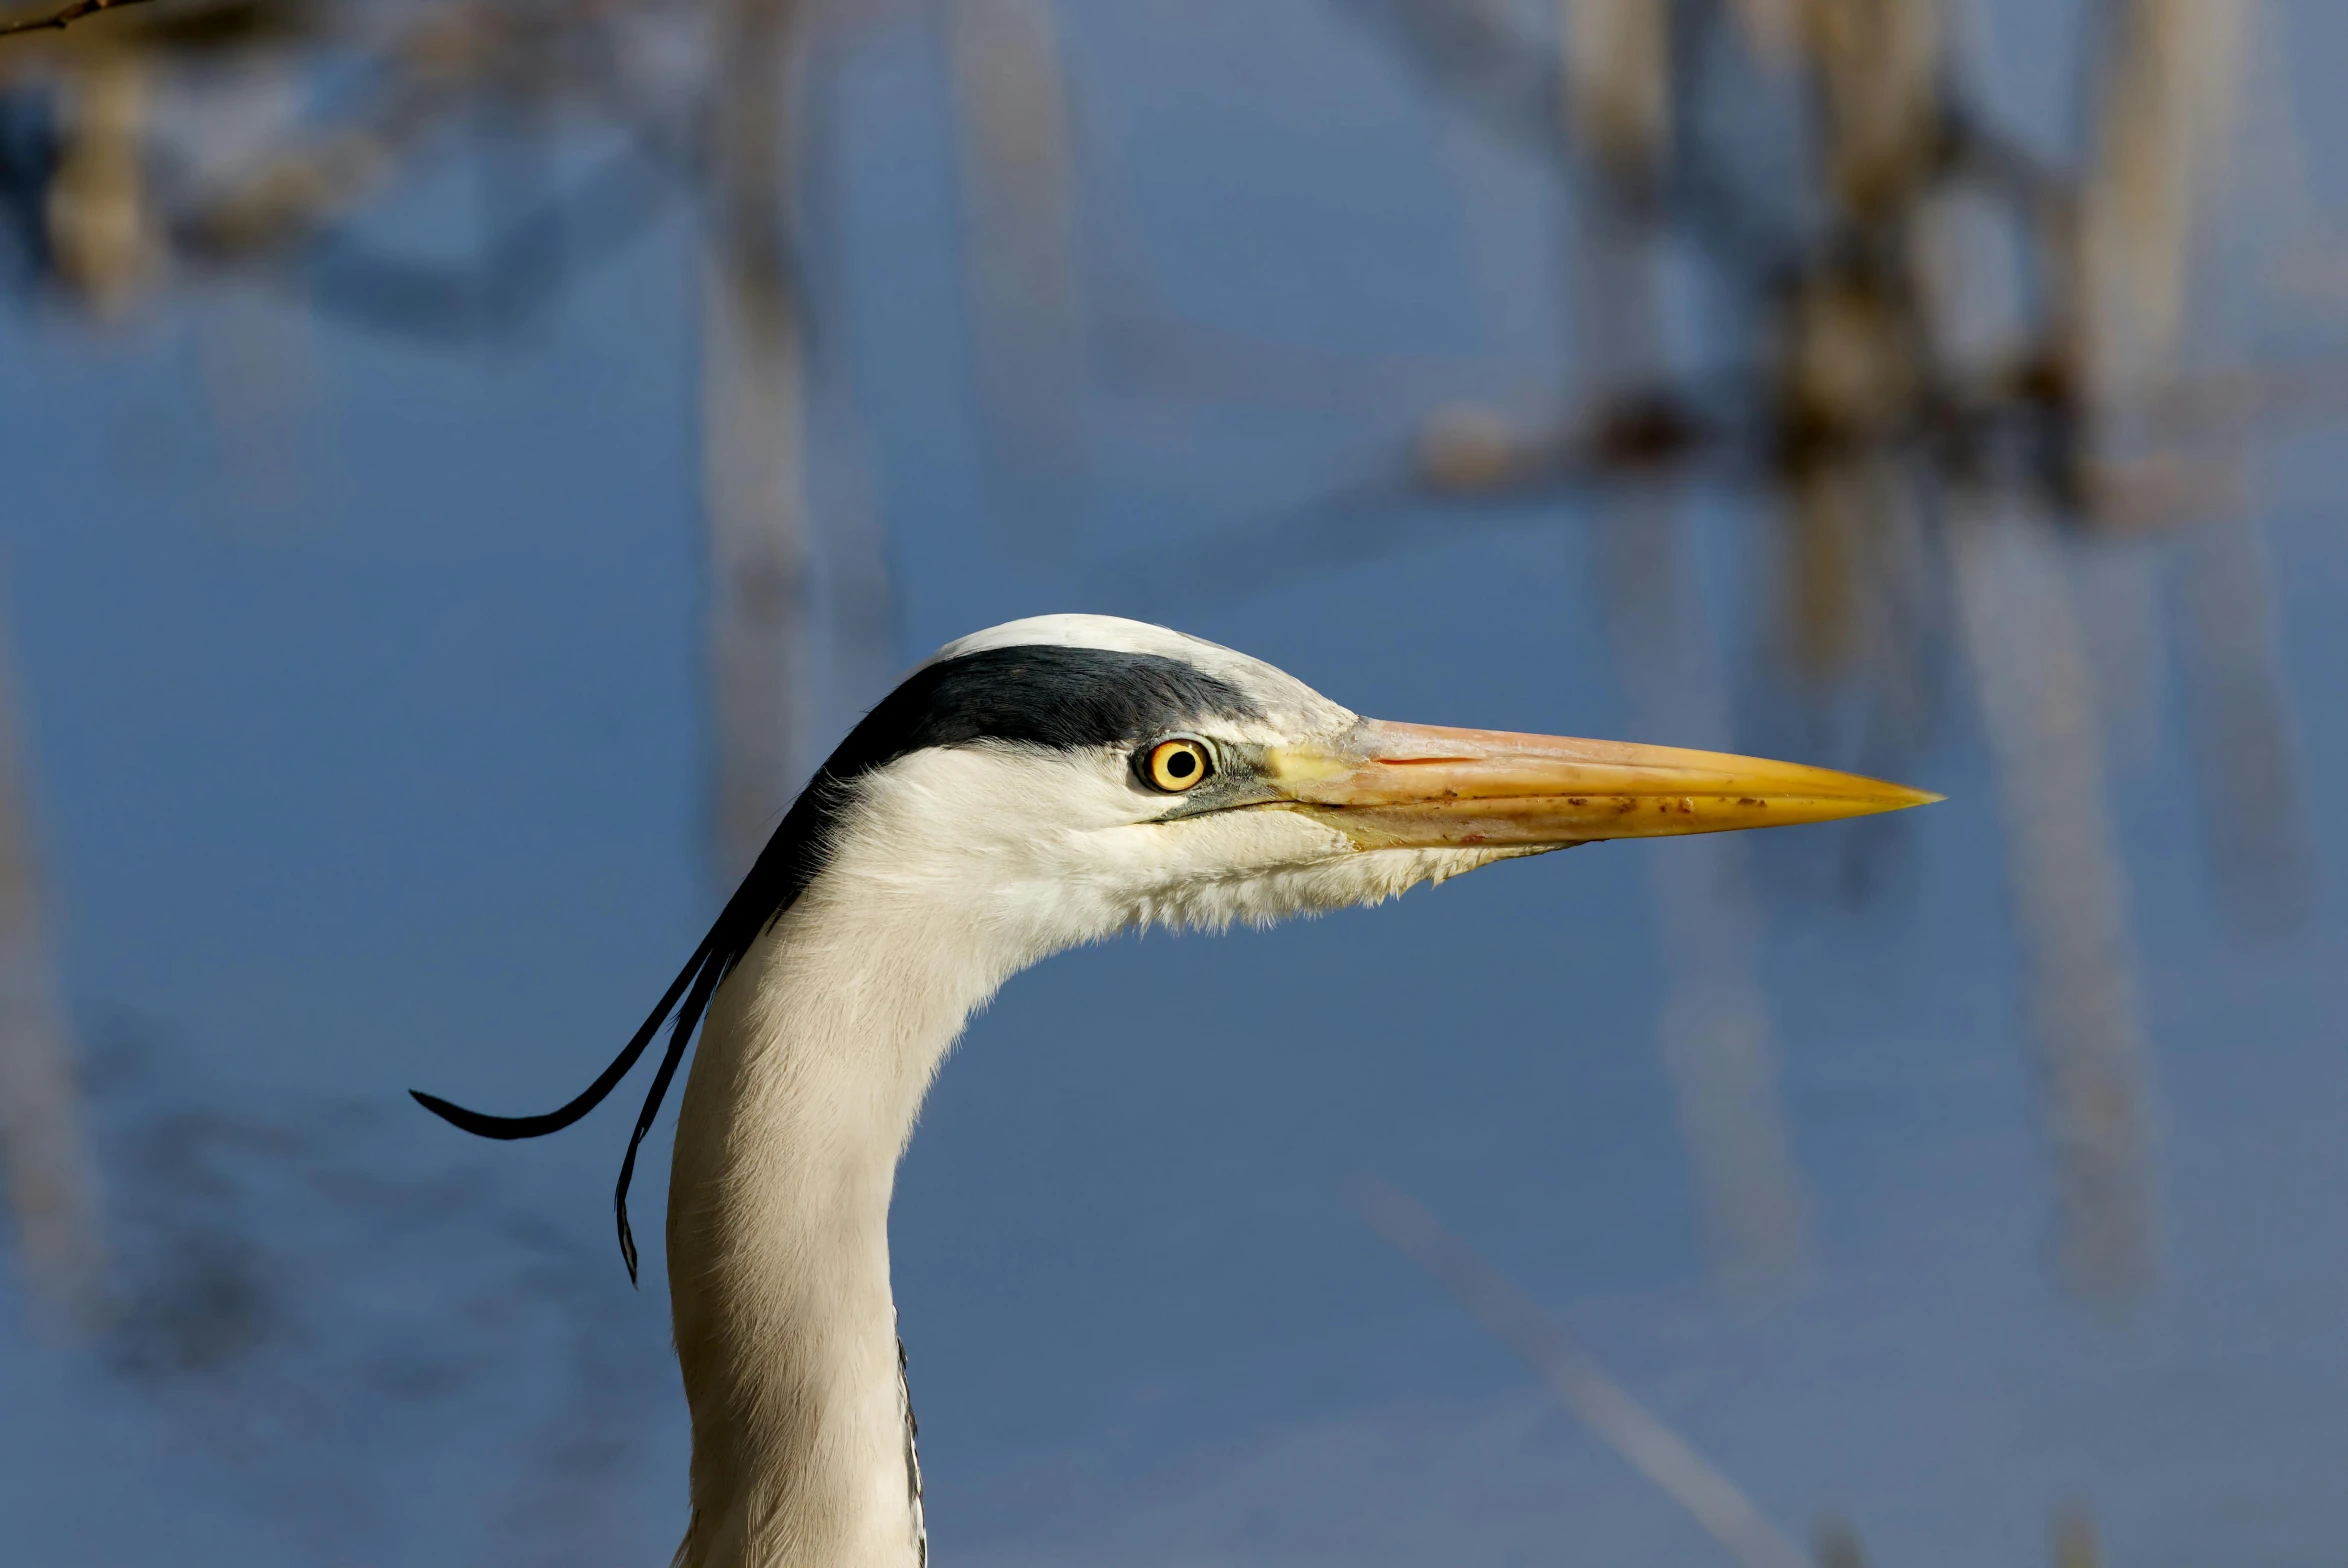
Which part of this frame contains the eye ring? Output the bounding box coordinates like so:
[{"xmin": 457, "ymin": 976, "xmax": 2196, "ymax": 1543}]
[{"xmin": 1142, "ymin": 736, "xmax": 1214, "ymax": 793}]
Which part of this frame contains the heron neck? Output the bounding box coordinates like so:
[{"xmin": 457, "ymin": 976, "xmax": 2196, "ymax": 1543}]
[{"xmin": 664, "ymin": 874, "xmax": 1023, "ymax": 1568}]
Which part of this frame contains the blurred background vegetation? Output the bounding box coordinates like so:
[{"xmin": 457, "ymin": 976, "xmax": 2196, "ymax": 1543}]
[{"xmin": 0, "ymin": 2, "xmax": 2339, "ymax": 1564}]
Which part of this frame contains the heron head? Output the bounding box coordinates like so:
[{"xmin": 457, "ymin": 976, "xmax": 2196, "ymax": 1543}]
[
  {"xmin": 811, "ymin": 615, "xmax": 1938, "ymax": 953},
  {"xmin": 413, "ymin": 612, "xmax": 1940, "ymax": 1279}
]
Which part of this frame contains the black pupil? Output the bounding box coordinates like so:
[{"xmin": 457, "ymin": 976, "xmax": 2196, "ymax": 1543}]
[{"xmin": 1166, "ymin": 749, "xmax": 1197, "ymax": 779}]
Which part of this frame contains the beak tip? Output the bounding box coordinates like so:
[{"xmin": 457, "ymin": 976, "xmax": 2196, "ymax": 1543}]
[{"xmin": 1844, "ymin": 781, "xmax": 1942, "ymax": 819}]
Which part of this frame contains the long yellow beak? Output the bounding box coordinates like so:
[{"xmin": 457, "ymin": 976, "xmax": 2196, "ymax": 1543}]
[{"xmin": 1265, "ymin": 720, "xmax": 1940, "ymax": 849}]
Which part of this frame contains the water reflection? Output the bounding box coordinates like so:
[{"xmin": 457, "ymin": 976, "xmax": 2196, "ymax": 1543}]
[
  {"xmin": 1318, "ymin": 0, "xmax": 2318, "ymax": 1307},
  {"xmin": 83, "ymin": 1022, "xmax": 672, "ymax": 1565},
  {"xmin": 0, "ymin": 0, "xmax": 2336, "ymax": 1561}
]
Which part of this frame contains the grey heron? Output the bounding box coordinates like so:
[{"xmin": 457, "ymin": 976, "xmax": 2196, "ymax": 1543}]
[{"xmin": 414, "ymin": 614, "xmax": 1936, "ymax": 1568}]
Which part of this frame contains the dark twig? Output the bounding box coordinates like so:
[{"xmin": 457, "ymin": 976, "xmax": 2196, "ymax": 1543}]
[{"xmin": 0, "ymin": 0, "xmax": 160, "ymax": 41}]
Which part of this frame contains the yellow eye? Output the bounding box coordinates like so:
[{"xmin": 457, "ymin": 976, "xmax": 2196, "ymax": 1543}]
[{"xmin": 1145, "ymin": 737, "xmax": 1213, "ymax": 792}]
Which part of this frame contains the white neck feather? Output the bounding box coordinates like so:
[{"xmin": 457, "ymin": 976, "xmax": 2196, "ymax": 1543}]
[{"xmin": 662, "ymin": 765, "xmax": 1084, "ymax": 1568}]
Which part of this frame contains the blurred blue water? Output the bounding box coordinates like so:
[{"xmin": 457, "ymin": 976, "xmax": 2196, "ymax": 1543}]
[{"xmin": 3, "ymin": 5, "xmax": 2347, "ymax": 1566}]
